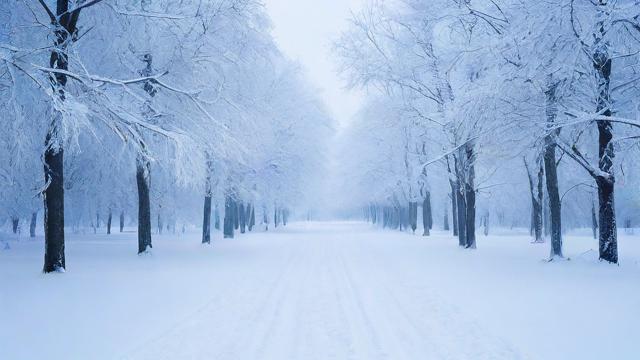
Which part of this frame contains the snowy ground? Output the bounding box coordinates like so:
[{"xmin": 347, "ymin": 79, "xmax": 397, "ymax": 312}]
[{"xmin": 1, "ymin": 222, "xmax": 639, "ymax": 360}]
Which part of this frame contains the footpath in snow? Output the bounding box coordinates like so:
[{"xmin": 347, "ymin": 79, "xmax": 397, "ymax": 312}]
[{"xmin": 1, "ymin": 222, "xmax": 639, "ymax": 360}]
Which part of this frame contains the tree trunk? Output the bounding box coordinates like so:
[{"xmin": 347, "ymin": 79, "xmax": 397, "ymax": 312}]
[
  {"xmin": 214, "ymin": 203, "xmax": 220, "ymax": 230},
  {"xmin": 544, "ymin": 81, "xmax": 563, "ymax": 259},
  {"xmin": 483, "ymin": 214, "xmax": 489, "ymax": 236},
  {"xmin": 202, "ymin": 194, "xmax": 212, "ymax": 244},
  {"xmin": 409, "ymin": 202, "xmax": 417, "ymax": 234},
  {"xmin": 593, "ymin": 36, "xmax": 617, "ymax": 263},
  {"xmin": 43, "ymin": 137, "xmax": 65, "ymax": 271},
  {"xmin": 107, "ymin": 209, "xmax": 112, "ymax": 235},
  {"xmin": 202, "ymin": 157, "xmax": 213, "ymax": 244},
  {"xmin": 233, "ymin": 200, "xmax": 239, "ymax": 230},
  {"xmin": 525, "ymin": 157, "xmax": 544, "ymax": 243},
  {"xmin": 223, "ymin": 193, "xmax": 234, "ymax": 238},
  {"xmin": 119, "ymin": 211, "xmax": 125, "ymax": 233},
  {"xmin": 422, "ymin": 194, "xmax": 431, "ymax": 236},
  {"xmin": 43, "ymin": 0, "xmax": 77, "ymax": 273},
  {"xmin": 443, "ymin": 206, "xmax": 449, "ymax": 231},
  {"xmin": 464, "ymin": 145, "xmax": 476, "ymax": 249},
  {"xmin": 136, "ymin": 159, "xmax": 152, "ymax": 254},
  {"xmin": 450, "ymin": 182, "xmax": 458, "ymax": 237},
  {"xmin": 11, "ymin": 217, "xmax": 19, "ymax": 234},
  {"xmin": 543, "ymin": 199, "xmax": 550, "ymax": 238},
  {"xmin": 263, "ymin": 205, "xmax": 269, "ymax": 231},
  {"xmin": 30, "ymin": 212, "xmax": 37, "ymax": 238},
  {"xmin": 456, "ymin": 187, "xmax": 466, "ymax": 247},
  {"xmin": 239, "ymin": 202, "xmax": 246, "ymax": 234},
  {"xmin": 591, "ymin": 199, "xmax": 598, "ymax": 240},
  {"xmin": 157, "ymin": 213, "xmax": 163, "ymax": 235},
  {"xmin": 248, "ymin": 203, "xmax": 255, "ymax": 231}
]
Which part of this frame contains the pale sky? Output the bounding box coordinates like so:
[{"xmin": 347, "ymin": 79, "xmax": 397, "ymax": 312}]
[{"xmin": 263, "ymin": 0, "xmax": 366, "ymax": 129}]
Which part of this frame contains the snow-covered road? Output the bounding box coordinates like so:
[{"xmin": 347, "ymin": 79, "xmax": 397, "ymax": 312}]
[{"xmin": 2, "ymin": 222, "xmax": 638, "ymax": 360}]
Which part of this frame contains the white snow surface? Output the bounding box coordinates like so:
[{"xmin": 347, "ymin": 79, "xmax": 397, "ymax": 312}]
[{"xmin": 1, "ymin": 222, "xmax": 639, "ymax": 360}]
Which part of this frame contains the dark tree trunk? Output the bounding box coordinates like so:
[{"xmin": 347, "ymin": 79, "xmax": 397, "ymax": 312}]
[
  {"xmin": 593, "ymin": 37, "xmax": 617, "ymax": 263},
  {"xmin": 239, "ymin": 202, "xmax": 246, "ymax": 234},
  {"xmin": 233, "ymin": 200, "xmax": 239, "ymax": 230},
  {"xmin": 454, "ymin": 156, "xmax": 467, "ymax": 247},
  {"xmin": 107, "ymin": 209, "xmax": 112, "ymax": 235},
  {"xmin": 444, "ymin": 206, "xmax": 450, "ymax": 231},
  {"xmin": 96, "ymin": 212, "xmax": 100, "ymax": 229},
  {"xmin": 119, "ymin": 211, "xmax": 125, "ymax": 233},
  {"xmin": 456, "ymin": 186, "xmax": 466, "ymax": 247},
  {"xmin": 136, "ymin": 159, "xmax": 152, "ymax": 254},
  {"xmin": 223, "ymin": 193, "xmax": 234, "ymax": 238},
  {"xmin": 43, "ymin": 140, "xmax": 65, "ymax": 272},
  {"xmin": 43, "ymin": 0, "xmax": 79, "ymax": 273},
  {"xmin": 409, "ymin": 202, "xmax": 418, "ymax": 234},
  {"xmin": 544, "ymin": 82, "xmax": 563, "ymax": 259},
  {"xmin": 596, "ymin": 176, "xmax": 617, "ymax": 263},
  {"xmin": 263, "ymin": 206, "xmax": 269, "ymax": 231},
  {"xmin": 525, "ymin": 157, "xmax": 544, "ymax": 243},
  {"xmin": 483, "ymin": 214, "xmax": 489, "ymax": 236},
  {"xmin": 202, "ymin": 157, "xmax": 213, "ymax": 244},
  {"xmin": 11, "ymin": 217, "xmax": 19, "ymax": 234},
  {"xmin": 591, "ymin": 199, "xmax": 598, "ymax": 240},
  {"xmin": 422, "ymin": 194, "xmax": 431, "ymax": 236},
  {"xmin": 30, "ymin": 212, "xmax": 37, "ymax": 238},
  {"xmin": 464, "ymin": 146, "xmax": 476, "ymax": 249},
  {"xmin": 202, "ymin": 195, "xmax": 212, "ymax": 244}
]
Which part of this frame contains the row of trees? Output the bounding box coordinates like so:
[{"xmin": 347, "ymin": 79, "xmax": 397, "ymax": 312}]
[
  {"xmin": 335, "ymin": 0, "xmax": 640, "ymax": 263},
  {"xmin": 0, "ymin": 0, "xmax": 332, "ymax": 272}
]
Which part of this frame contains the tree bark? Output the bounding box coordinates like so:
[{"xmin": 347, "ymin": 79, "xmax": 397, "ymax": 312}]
[
  {"xmin": 214, "ymin": 203, "xmax": 220, "ymax": 230},
  {"xmin": 248, "ymin": 203, "xmax": 255, "ymax": 231},
  {"xmin": 483, "ymin": 214, "xmax": 489, "ymax": 236},
  {"xmin": 223, "ymin": 192, "xmax": 234, "ymax": 239},
  {"xmin": 544, "ymin": 81, "xmax": 563, "ymax": 259},
  {"xmin": 464, "ymin": 144, "xmax": 476, "ymax": 249},
  {"xmin": 525, "ymin": 157, "xmax": 544, "ymax": 243},
  {"xmin": 107, "ymin": 209, "xmax": 112, "ymax": 235},
  {"xmin": 454, "ymin": 156, "xmax": 467, "ymax": 247},
  {"xmin": 11, "ymin": 217, "xmax": 19, "ymax": 234},
  {"xmin": 43, "ymin": 0, "xmax": 79, "ymax": 273},
  {"xmin": 591, "ymin": 198, "xmax": 598, "ymax": 240},
  {"xmin": 233, "ymin": 200, "xmax": 239, "ymax": 230},
  {"xmin": 202, "ymin": 157, "xmax": 213, "ymax": 244},
  {"xmin": 450, "ymin": 182, "xmax": 458, "ymax": 237},
  {"xmin": 422, "ymin": 194, "xmax": 431, "ymax": 236},
  {"xmin": 239, "ymin": 202, "xmax": 246, "ymax": 234},
  {"xmin": 444, "ymin": 206, "xmax": 450, "ymax": 231},
  {"xmin": 593, "ymin": 34, "xmax": 617, "ymax": 263},
  {"xmin": 136, "ymin": 159, "xmax": 152, "ymax": 254},
  {"xmin": 263, "ymin": 205, "xmax": 269, "ymax": 231},
  {"xmin": 202, "ymin": 194, "xmax": 212, "ymax": 244},
  {"xmin": 409, "ymin": 202, "xmax": 418, "ymax": 234},
  {"xmin": 30, "ymin": 212, "xmax": 37, "ymax": 238}
]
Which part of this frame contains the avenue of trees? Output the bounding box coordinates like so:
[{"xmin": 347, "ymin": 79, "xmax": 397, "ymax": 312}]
[
  {"xmin": 335, "ymin": 0, "xmax": 640, "ymax": 263},
  {"xmin": 0, "ymin": 0, "xmax": 332, "ymax": 272}
]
